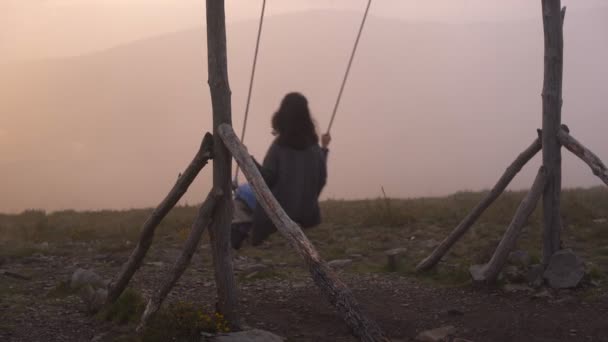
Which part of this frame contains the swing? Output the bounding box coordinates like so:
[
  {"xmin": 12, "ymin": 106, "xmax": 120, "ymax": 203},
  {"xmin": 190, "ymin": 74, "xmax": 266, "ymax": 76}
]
[{"xmin": 233, "ymin": 0, "xmax": 372, "ymax": 186}]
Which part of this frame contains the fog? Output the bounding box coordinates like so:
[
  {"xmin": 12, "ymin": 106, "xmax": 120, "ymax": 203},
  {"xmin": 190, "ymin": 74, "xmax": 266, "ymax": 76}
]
[{"xmin": 1, "ymin": 2, "xmax": 607, "ymax": 212}]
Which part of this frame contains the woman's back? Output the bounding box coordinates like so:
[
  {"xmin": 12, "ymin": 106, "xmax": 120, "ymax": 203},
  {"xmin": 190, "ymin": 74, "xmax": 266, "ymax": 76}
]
[
  {"xmin": 251, "ymin": 140, "xmax": 327, "ymax": 245},
  {"xmin": 249, "ymin": 92, "xmax": 330, "ymax": 246}
]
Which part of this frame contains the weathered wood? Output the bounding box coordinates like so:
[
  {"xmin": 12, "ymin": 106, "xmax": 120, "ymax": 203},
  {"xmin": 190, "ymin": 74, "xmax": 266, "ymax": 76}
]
[
  {"xmin": 470, "ymin": 167, "xmax": 547, "ymax": 283},
  {"xmin": 205, "ymin": 0, "xmax": 240, "ymax": 329},
  {"xmin": 385, "ymin": 248, "xmax": 407, "ymax": 273},
  {"xmin": 136, "ymin": 188, "xmax": 221, "ymax": 332},
  {"xmin": 105, "ymin": 133, "xmax": 213, "ymax": 306},
  {"xmin": 541, "ymin": 1, "xmax": 566, "ymax": 265},
  {"xmin": 218, "ymin": 124, "xmax": 390, "ymax": 342},
  {"xmin": 416, "ymin": 136, "xmax": 542, "ymax": 272},
  {"xmin": 558, "ymin": 127, "xmax": 608, "ymax": 186}
]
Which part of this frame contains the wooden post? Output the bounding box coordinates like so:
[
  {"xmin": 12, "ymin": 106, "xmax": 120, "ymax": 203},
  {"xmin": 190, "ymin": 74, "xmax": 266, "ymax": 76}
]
[
  {"xmin": 137, "ymin": 188, "xmax": 221, "ymax": 332},
  {"xmin": 470, "ymin": 167, "xmax": 547, "ymax": 283},
  {"xmin": 106, "ymin": 133, "xmax": 213, "ymax": 306},
  {"xmin": 205, "ymin": 0, "xmax": 240, "ymax": 329},
  {"xmin": 558, "ymin": 126, "xmax": 608, "ymax": 186},
  {"xmin": 417, "ymin": 136, "xmax": 542, "ymax": 272},
  {"xmin": 218, "ymin": 124, "xmax": 390, "ymax": 342},
  {"xmin": 540, "ymin": 1, "xmax": 566, "ymax": 265}
]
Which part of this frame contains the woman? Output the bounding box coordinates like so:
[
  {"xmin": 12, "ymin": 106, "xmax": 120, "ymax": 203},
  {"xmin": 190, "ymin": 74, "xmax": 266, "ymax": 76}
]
[{"xmin": 250, "ymin": 92, "xmax": 331, "ymax": 246}]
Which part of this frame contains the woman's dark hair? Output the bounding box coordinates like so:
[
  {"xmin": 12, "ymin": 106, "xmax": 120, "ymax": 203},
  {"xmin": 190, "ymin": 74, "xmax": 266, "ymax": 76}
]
[{"xmin": 272, "ymin": 92, "xmax": 319, "ymax": 149}]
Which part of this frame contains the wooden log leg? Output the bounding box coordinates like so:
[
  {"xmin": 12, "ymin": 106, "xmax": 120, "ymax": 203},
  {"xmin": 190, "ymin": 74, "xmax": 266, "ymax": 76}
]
[
  {"xmin": 470, "ymin": 167, "xmax": 547, "ymax": 283},
  {"xmin": 136, "ymin": 189, "xmax": 221, "ymax": 332},
  {"xmin": 540, "ymin": 1, "xmax": 566, "ymax": 265},
  {"xmin": 105, "ymin": 133, "xmax": 213, "ymax": 306},
  {"xmin": 206, "ymin": 0, "xmax": 240, "ymax": 329},
  {"xmin": 218, "ymin": 124, "xmax": 390, "ymax": 342},
  {"xmin": 416, "ymin": 136, "xmax": 542, "ymax": 272},
  {"xmin": 558, "ymin": 127, "xmax": 608, "ymax": 186}
]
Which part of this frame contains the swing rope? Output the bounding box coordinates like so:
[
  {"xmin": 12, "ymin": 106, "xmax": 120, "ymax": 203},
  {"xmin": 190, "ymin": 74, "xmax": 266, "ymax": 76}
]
[
  {"xmin": 234, "ymin": 0, "xmax": 372, "ymax": 186},
  {"xmin": 234, "ymin": 0, "xmax": 267, "ymax": 185},
  {"xmin": 326, "ymin": 0, "xmax": 372, "ymax": 134}
]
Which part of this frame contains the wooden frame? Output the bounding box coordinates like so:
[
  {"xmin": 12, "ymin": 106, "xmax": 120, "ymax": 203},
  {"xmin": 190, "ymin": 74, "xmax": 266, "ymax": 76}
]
[{"xmin": 100, "ymin": 1, "xmax": 608, "ymax": 340}]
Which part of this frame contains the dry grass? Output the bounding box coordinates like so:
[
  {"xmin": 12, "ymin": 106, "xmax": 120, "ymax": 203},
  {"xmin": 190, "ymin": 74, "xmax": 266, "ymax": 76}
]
[{"xmin": 1, "ymin": 187, "xmax": 607, "ymax": 286}]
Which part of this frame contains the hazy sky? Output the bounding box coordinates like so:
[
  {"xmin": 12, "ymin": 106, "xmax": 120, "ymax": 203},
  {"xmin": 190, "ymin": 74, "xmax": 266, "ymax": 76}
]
[
  {"xmin": 1, "ymin": 1, "xmax": 607, "ymax": 212},
  {"xmin": 2, "ymin": 0, "xmax": 606, "ymax": 61}
]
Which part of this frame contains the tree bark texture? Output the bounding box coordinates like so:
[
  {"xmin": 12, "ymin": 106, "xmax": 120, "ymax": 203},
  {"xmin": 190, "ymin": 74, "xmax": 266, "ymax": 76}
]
[
  {"xmin": 206, "ymin": 0, "xmax": 240, "ymax": 329},
  {"xmin": 218, "ymin": 123, "xmax": 390, "ymax": 342},
  {"xmin": 471, "ymin": 167, "xmax": 547, "ymax": 282},
  {"xmin": 416, "ymin": 136, "xmax": 542, "ymax": 272},
  {"xmin": 106, "ymin": 133, "xmax": 213, "ymax": 306},
  {"xmin": 558, "ymin": 127, "xmax": 608, "ymax": 186},
  {"xmin": 540, "ymin": 1, "xmax": 566, "ymax": 265}
]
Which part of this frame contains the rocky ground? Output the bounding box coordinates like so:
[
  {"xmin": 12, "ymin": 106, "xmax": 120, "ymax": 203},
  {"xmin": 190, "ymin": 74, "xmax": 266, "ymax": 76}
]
[{"xmin": 1, "ymin": 239, "xmax": 608, "ymax": 342}]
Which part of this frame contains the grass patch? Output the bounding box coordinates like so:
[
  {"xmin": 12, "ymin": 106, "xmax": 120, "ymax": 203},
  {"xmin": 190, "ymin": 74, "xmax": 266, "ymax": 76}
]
[
  {"xmin": 2, "ymin": 187, "xmax": 607, "ymax": 289},
  {"xmin": 98, "ymin": 288, "xmax": 145, "ymax": 325},
  {"xmin": 0, "ymin": 242, "xmax": 42, "ymax": 259}
]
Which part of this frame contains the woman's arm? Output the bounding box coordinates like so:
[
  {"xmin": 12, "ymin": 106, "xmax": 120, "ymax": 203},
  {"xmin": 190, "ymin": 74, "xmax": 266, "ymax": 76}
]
[{"xmin": 318, "ymin": 133, "xmax": 331, "ymax": 194}]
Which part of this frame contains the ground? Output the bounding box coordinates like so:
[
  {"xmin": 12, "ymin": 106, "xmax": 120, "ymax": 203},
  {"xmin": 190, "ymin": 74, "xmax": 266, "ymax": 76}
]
[{"xmin": 1, "ymin": 188, "xmax": 608, "ymax": 341}]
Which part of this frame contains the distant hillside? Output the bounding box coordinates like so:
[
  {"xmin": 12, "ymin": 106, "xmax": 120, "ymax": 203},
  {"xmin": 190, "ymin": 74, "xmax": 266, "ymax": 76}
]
[{"xmin": 1, "ymin": 9, "xmax": 607, "ymax": 212}]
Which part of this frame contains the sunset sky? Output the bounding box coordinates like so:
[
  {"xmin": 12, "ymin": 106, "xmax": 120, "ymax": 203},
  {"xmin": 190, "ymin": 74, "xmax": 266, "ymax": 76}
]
[
  {"xmin": 1, "ymin": 1, "xmax": 607, "ymax": 212},
  {"xmin": 2, "ymin": 0, "xmax": 605, "ymax": 61}
]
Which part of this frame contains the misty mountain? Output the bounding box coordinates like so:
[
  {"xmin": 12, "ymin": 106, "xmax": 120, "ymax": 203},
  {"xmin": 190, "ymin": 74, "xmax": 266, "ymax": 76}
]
[{"xmin": 1, "ymin": 9, "xmax": 607, "ymax": 212}]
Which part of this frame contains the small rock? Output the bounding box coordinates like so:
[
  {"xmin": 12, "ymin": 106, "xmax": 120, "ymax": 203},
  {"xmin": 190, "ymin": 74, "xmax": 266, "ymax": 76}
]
[
  {"xmin": 79, "ymin": 285, "xmax": 108, "ymax": 313},
  {"xmin": 526, "ymin": 264, "xmax": 545, "ymax": 288},
  {"xmin": 468, "ymin": 264, "xmax": 487, "ymax": 282},
  {"xmin": 209, "ymin": 329, "xmax": 284, "ymax": 342},
  {"xmin": 593, "ymin": 218, "xmax": 607, "ymax": 224},
  {"xmin": 385, "ymin": 248, "xmax": 407, "ymax": 272},
  {"xmin": 327, "ymin": 259, "xmax": 353, "ymax": 269},
  {"xmin": 503, "ymin": 265, "xmax": 525, "ymax": 283},
  {"xmin": 415, "ymin": 326, "xmax": 456, "ymax": 342},
  {"xmin": 543, "ymin": 249, "xmax": 585, "ymax": 289},
  {"xmin": 508, "ymin": 250, "xmax": 531, "ymax": 267}
]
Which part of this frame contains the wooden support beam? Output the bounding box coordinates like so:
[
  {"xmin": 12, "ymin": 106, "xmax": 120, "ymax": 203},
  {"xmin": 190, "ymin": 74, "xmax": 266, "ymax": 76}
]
[
  {"xmin": 540, "ymin": 1, "xmax": 566, "ymax": 265},
  {"xmin": 136, "ymin": 188, "xmax": 221, "ymax": 332},
  {"xmin": 218, "ymin": 124, "xmax": 390, "ymax": 342},
  {"xmin": 558, "ymin": 127, "xmax": 608, "ymax": 186},
  {"xmin": 470, "ymin": 167, "xmax": 547, "ymax": 283},
  {"xmin": 416, "ymin": 136, "xmax": 542, "ymax": 272},
  {"xmin": 105, "ymin": 133, "xmax": 213, "ymax": 306},
  {"xmin": 205, "ymin": 0, "xmax": 240, "ymax": 329}
]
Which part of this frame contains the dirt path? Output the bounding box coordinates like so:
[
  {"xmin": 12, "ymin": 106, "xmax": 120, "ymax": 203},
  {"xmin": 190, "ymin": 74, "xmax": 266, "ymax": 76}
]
[{"xmin": 2, "ymin": 244, "xmax": 608, "ymax": 342}]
